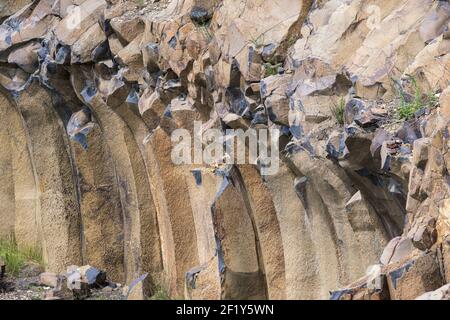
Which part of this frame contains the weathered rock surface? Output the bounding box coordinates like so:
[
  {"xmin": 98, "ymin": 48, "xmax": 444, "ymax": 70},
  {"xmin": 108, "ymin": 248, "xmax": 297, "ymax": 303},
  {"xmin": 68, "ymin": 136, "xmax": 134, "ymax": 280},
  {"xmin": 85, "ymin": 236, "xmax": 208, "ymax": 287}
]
[
  {"xmin": 416, "ymin": 283, "xmax": 450, "ymax": 300},
  {"xmin": 0, "ymin": 0, "xmax": 449, "ymax": 300},
  {"xmin": 0, "ymin": 258, "xmax": 5, "ymax": 279}
]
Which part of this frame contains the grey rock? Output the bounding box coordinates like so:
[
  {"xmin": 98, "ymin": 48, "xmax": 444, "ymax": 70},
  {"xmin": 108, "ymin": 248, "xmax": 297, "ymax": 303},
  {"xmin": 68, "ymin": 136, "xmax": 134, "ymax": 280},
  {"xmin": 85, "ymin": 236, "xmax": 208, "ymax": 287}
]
[{"xmin": 190, "ymin": 6, "xmax": 212, "ymax": 25}]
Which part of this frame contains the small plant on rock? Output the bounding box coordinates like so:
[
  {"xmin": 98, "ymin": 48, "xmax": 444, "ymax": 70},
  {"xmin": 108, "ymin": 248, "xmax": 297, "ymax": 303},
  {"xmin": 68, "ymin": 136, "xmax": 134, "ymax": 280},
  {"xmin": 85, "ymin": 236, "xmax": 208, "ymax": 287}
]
[
  {"xmin": 286, "ymin": 35, "xmax": 297, "ymax": 48},
  {"xmin": 263, "ymin": 62, "xmax": 282, "ymax": 77},
  {"xmin": 396, "ymin": 77, "xmax": 422, "ymax": 120},
  {"xmin": 249, "ymin": 34, "xmax": 265, "ymax": 49},
  {"xmin": 134, "ymin": 0, "xmax": 146, "ymax": 8},
  {"xmin": 149, "ymin": 286, "xmax": 172, "ymax": 300},
  {"xmin": 0, "ymin": 236, "xmax": 44, "ymax": 276},
  {"xmin": 197, "ymin": 25, "xmax": 213, "ymax": 42},
  {"xmin": 395, "ymin": 76, "xmax": 438, "ymax": 120},
  {"xmin": 146, "ymin": 281, "xmax": 178, "ymax": 300},
  {"xmin": 330, "ymin": 97, "xmax": 345, "ymax": 125}
]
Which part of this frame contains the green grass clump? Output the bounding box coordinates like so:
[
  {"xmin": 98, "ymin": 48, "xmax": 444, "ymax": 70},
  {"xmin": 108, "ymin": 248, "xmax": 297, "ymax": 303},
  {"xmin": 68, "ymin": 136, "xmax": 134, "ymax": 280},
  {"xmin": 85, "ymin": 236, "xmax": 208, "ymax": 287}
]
[
  {"xmin": 0, "ymin": 237, "xmax": 44, "ymax": 276},
  {"xmin": 263, "ymin": 62, "xmax": 282, "ymax": 77},
  {"xmin": 249, "ymin": 34, "xmax": 265, "ymax": 49},
  {"xmin": 134, "ymin": 0, "xmax": 146, "ymax": 8},
  {"xmin": 149, "ymin": 286, "xmax": 172, "ymax": 300},
  {"xmin": 286, "ymin": 36, "xmax": 297, "ymax": 47},
  {"xmin": 396, "ymin": 77, "xmax": 438, "ymax": 120},
  {"xmin": 197, "ymin": 25, "xmax": 213, "ymax": 42},
  {"xmin": 145, "ymin": 280, "xmax": 182, "ymax": 300},
  {"xmin": 330, "ymin": 97, "xmax": 345, "ymax": 125}
]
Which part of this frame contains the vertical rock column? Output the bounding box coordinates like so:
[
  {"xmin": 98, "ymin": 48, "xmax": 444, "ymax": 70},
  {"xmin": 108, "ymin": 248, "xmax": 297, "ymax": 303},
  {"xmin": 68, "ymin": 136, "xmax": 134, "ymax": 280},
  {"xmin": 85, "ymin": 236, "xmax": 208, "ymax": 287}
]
[
  {"xmin": 82, "ymin": 96, "xmax": 159, "ymax": 299},
  {"xmin": 0, "ymin": 94, "xmax": 16, "ymax": 240},
  {"xmin": 146, "ymin": 123, "xmax": 200, "ymax": 297},
  {"xmin": 212, "ymin": 168, "xmax": 268, "ymax": 300},
  {"xmin": 14, "ymin": 82, "xmax": 83, "ymax": 272},
  {"xmin": 71, "ymin": 125, "xmax": 126, "ymax": 283},
  {"xmin": 0, "ymin": 93, "xmax": 41, "ymax": 249}
]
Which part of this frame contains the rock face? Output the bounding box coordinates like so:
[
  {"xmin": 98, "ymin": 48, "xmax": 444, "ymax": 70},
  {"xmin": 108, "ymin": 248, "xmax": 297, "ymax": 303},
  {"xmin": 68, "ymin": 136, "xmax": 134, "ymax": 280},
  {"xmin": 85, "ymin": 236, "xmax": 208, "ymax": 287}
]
[
  {"xmin": 0, "ymin": 0, "xmax": 448, "ymax": 300},
  {"xmin": 0, "ymin": 258, "xmax": 5, "ymax": 279}
]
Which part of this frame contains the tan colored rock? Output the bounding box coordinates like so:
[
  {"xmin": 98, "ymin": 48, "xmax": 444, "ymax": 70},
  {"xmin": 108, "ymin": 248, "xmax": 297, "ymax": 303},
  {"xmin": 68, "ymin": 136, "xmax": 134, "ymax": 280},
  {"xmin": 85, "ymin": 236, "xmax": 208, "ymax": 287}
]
[
  {"xmin": 213, "ymin": 168, "xmax": 266, "ymax": 300},
  {"xmin": 427, "ymin": 145, "xmax": 445, "ymax": 176},
  {"xmin": 0, "ymin": 2, "xmax": 60, "ymax": 51},
  {"xmin": 182, "ymin": 167, "xmax": 222, "ymax": 300},
  {"xmin": 290, "ymin": 0, "xmax": 439, "ymax": 98},
  {"xmin": 70, "ymin": 123, "xmax": 125, "ymax": 283},
  {"xmin": 266, "ymin": 160, "xmax": 335, "ymax": 299},
  {"xmin": 126, "ymin": 274, "xmax": 148, "ymax": 300},
  {"xmin": 116, "ymin": 35, "xmax": 144, "ymax": 82},
  {"xmin": 331, "ymin": 272, "xmax": 390, "ymax": 300},
  {"xmin": 7, "ymin": 42, "xmax": 40, "ymax": 73},
  {"xmin": 407, "ymin": 217, "xmax": 437, "ymax": 251},
  {"xmin": 14, "ymin": 82, "xmax": 83, "ymax": 273},
  {"xmin": 55, "ymin": 0, "xmax": 106, "ymax": 46},
  {"xmin": 142, "ymin": 41, "xmax": 160, "ymax": 72},
  {"xmin": 39, "ymin": 272, "xmax": 61, "ymax": 288},
  {"xmin": 0, "ymin": 95, "xmax": 16, "ymax": 241},
  {"xmin": 108, "ymin": 34, "xmax": 125, "ymax": 57},
  {"xmin": 212, "ymin": 58, "xmax": 232, "ymax": 89},
  {"xmin": 386, "ymin": 251, "xmax": 444, "ymax": 300},
  {"xmin": 261, "ymin": 74, "xmax": 292, "ymax": 126},
  {"xmin": 408, "ymin": 166, "xmax": 426, "ymax": 201},
  {"xmin": 237, "ymin": 165, "xmax": 287, "ymax": 299},
  {"xmin": 185, "ymin": 259, "xmax": 221, "ymax": 300},
  {"xmin": 214, "ymin": 0, "xmax": 312, "ymax": 79},
  {"xmin": 419, "ymin": 2, "xmax": 450, "ymax": 44},
  {"xmin": 437, "ymin": 200, "xmax": 450, "ymax": 248},
  {"xmin": 345, "ymin": 191, "xmax": 390, "ymax": 242},
  {"xmin": 183, "ymin": 23, "xmax": 210, "ymax": 61},
  {"xmin": 380, "ymin": 237, "xmax": 415, "ymax": 266},
  {"xmin": 412, "ymin": 138, "xmax": 430, "ymax": 169},
  {"xmin": 138, "ymin": 88, "xmax": 166, "ymax": 129},
  {"xmin": 71, "ymin": 22, "xmax": 106, "ymax": 63},
  {"xmin": 74, "ymin": 68, "xmax": 163, "ymax": 299},
  {"xmin": 222, "ymin": 113, "xmax": 250, "ymax": 130},
  {"xmin": 403, "ymin": 36, "xmax": 450, "ymax": 92},
  {"xmin": 0, "ymin": 0, "xmax": 32, "ymax": 19},
  {"xmin": 0, "ymin": 66, "xmax": 29, "ymax": 91},
  {"xmin": 104, "ymin": 0, "xmax": 136, "ymax": 20},
  {"xmin": 415, "ymin": 283, "xmax": 450, "ymax": 300},
  {"xmin": 441, "ymin": 86, "xmax": 450, "ymax": 119},
  {"xmin": 58, "ymin": 0, "xmax": 86, "ymax": 18},
  {"xmin": 146, "ymin": 125, "xmax": 200, "ymax": 297},
  {"xmin": 347, "ymin": 0, "xmax": 433, "ymax": 89},
  {"xmin": 110, "ymin": 15, "xmax": 145, "ymax": 44},
  {"xmin": 0, "ymin": 92, "xmax": 40, "ymax": 249},
  {"xmin": 440, "ymin": 236, "xmax": 450, "ymax": 284}
]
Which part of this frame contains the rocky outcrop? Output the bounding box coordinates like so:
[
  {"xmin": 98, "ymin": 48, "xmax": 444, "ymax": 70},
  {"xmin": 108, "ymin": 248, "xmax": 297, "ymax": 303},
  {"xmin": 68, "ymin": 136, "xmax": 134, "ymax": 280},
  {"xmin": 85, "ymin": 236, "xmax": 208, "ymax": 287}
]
[{"xmin": 0, "ymin": 0, "xmax": 448, "ymax": 300}]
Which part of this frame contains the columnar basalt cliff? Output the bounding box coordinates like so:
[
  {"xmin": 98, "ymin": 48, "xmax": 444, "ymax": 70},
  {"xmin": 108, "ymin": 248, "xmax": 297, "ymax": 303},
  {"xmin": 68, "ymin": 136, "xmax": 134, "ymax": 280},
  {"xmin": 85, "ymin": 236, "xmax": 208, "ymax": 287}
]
[{"xmin": 0, "ymin": 0, "xmax": 449, "ymax": 300}]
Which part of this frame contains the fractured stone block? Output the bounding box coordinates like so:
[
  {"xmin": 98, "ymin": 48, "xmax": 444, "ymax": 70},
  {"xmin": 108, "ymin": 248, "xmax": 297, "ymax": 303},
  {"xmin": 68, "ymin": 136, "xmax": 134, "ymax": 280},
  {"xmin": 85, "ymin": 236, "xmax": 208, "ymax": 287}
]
[{"xmin": 386, "ymin": 251, "xmax": 444, "ymax": 300}]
